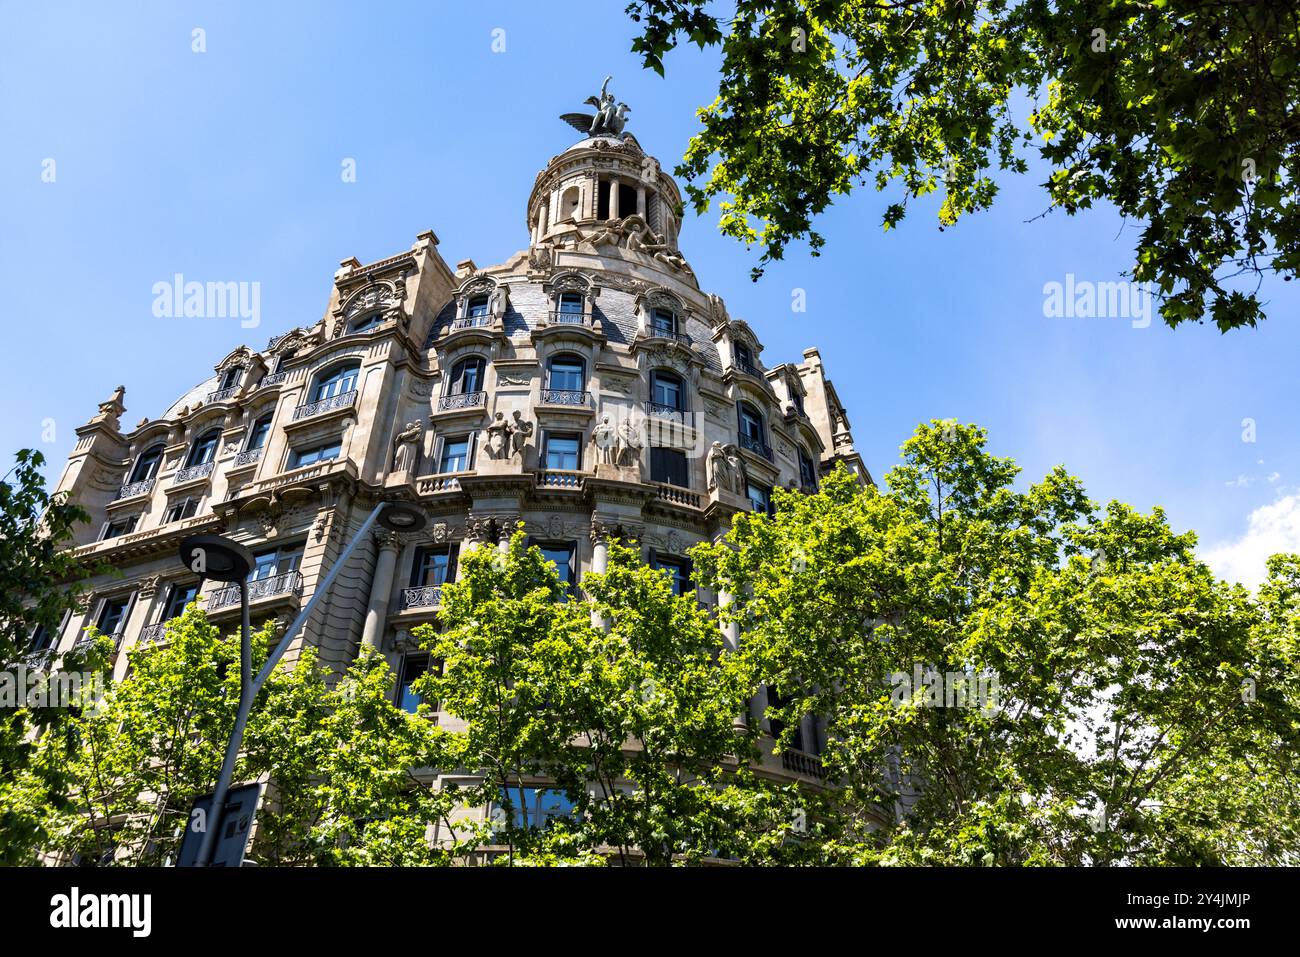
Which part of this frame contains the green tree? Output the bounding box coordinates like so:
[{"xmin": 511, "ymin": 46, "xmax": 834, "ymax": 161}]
[
  {"xmin": 0, "ymin": 449, "xmax": 96, "ymax": 865},
  {"xmin": 691, "ymin": 422, "xmax": 1300, "ymax": 864},
  {"xmin": 414, "ymin": 532, "xmax": 810, "ymax": 865},
  {"xmin": 627, "ymin": 0, "xmax": 1300, "ymax": 329}
]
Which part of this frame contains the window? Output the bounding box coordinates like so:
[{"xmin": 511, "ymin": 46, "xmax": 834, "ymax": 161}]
[
  {"xmin": 411, "ymin": 545, "xmax": 457, "ymax": 587},
  {"xmin": 438, "ymin": 435, "xmax": 473, "ymax": 473},
  {"xmin": 737, "ymin": 403, "xmax": 764, "ymax": 442},
  {"xmin": 651, "ymin": 553, "xmax": 693, "ymax": 596},
  {"xmin": 650, "ymin": 371, "xmax": 684, "ymax": 410},
  {"xmin": 734, "ymin": 343, "xmax": 753, "ymax": 368},
  {"xmin": 185, "ymin": 428, "xmax": 221, "ymax": 468},
  {"xmin": 798, "ymin": 449, "xmax": 818, "ymax": 491},
  {"xmin": 165, "ymin": 497, "xmax": 199, "ymax": 523},
  {"xmin": 128, "ymin": 444, "xmax": 164, "ymax": 483},
  {"xmin": 30, "ymin": 621, "xmax": 56, "ymax": 652},
  {"xmin": 218, "ymin": 367, "xmax": 240, "ymax": 391},
  {"xmin": 312, "ymin": 363, "xmax": 360, "ymax": 402},
  {"xmin": 747, "ymin": 482, "xmax": 772, "ymax": 516},
  {"xmin": 250, "ymin": 545, "xmax": 303, "ymax": 581},
  {"xmin": 96, "ymin": 594, "xmax": 133, "ymax": 637},
  {"xmin": 558, "ymin": 292, "xmax": 583, "ymax": 316},
  {"xmin": 161, "ymin": 582, "xmax": 198, "ymax": 621},
  {"xmin": 494, "ymin": 787, "xmax": 577, "ymax": 833},
  {"xmin": 447, "ymin": 356, "xmax": 485, "ymax": 395},
  {"xmin": 618, "ymin": 182, "xmax": 638, "ymax": 218},
  {"xmin": 350, "ymin": 312, "xmax": 384, "ymax": 333},
  {"xmin": 538, "ymin": 543, "xmax": 576, "ymax": 599},
  {"xmin": 547, "ymin": 355, "xmax": 585, "ymax": 392},
  {"xmin": 397, "ymin": 655, "xmax": 430, "ymax": 714},
  {"xmin": 101, "ymin": 516, "xmax": 138, "ymax": 540},
  {"xmin": 467, "ymin": 295, "xmax": 490, "ymax": 319},
  {"xmin": 290, "ymin": 441, "xmax": 341, "ymax": 469},
  {"xmin": 650, "ymin": 447, "xmax": 689, "ymax": 487},
  {"xmin": 597, "ymin": 180, "xmax": 611, "ymax": 220},
  {"xmin": 651, "ymin": 308, "xmax": 677, "ymax": 336},
  {"xmin": 245, "ymin": 414, "xmax": 272, "ymax": 451},
  {"xmin": 543, "ymin": 432, "xmax": 581, "ymax": 471}
]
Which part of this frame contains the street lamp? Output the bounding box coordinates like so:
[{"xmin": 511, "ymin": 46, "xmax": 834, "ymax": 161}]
[{"xmin": 178, "ymin": 500, "xmax": 427, "ymax": 867}]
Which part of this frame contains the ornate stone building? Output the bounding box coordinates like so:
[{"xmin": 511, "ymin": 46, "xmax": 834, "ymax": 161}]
[{"xmin": 42, "ymin": 84, "xmax": 869, "ymax": 790}]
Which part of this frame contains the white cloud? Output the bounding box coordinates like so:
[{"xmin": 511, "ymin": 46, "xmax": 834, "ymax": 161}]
[{"xmin": 1202, "ymin": 493, "xmax": 1300, "ymax": 588}]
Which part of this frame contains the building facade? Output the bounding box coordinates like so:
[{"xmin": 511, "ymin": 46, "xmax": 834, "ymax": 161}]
[{"xmin": 41, "ymin": 89, "xmax": 869, "ymax": 791}]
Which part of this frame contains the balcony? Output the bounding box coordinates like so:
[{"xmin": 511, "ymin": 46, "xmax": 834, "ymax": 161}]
[
  {"xmin": 233, "ymin": 448, "xmax": 262, "ymax": 468},
  {"xmin": 734, "ymin": 359, "xmax": 763, "ymax": 378},
  {"xmin": 781, "ymin": 750, "xmax": 826, "ymax": 780},
  {"xmin": 448, "ymin": 316, "xmax": 491, "ymax": 333},
  {"xmin": 536, "ymin": 470, "xmax": 584, "ymax": 490},
  {"xmin": 644, "ymin": 401, "xmax": 695, "ymax": 429},
  {"xmin": 137, "ymin": 622, "xmax": 170, "ymax": 646},
  {"xmin": 437, "ymin": 391, "xmax": 486, "ymax": 413},
  {"xmin": 259, "ymin": 371, "xmax": 288, "ymax": 389},
  {"xmin": 116, "ymin": 478, "xmax": 155, "ymax": 500},
  {"xmin": 417, "ymin": 473, "xmax": 463, "ymax": 494},
  {"xmin": 646, "ymin": 326, "xmax": 692, "ymax": 346},
  {"xmin": 293, "ymin": 389, "xmax": 357, "ymax": 421},
  {"xmin": 539, "ymin": 389, "xmax": 591, "ymax": 407},
  {"xmin": 208, "ymin": 571, "xmax": 304, "ymax": 611},
  {"xmin": 173, "ymin": 462, "xmax": 215, "ymax": 485},
  {"xmin": 207, "ymin": 386, "xmax": 239, "ymax": 403},
  {"xmin": 69, "ymin": 631, "xmax": 125, "ymax": 658},
  {"xmin": 738, "ymin": 432, "xmax": 774, "ymax": 462},
  {"xmin": 23, "ymin": 649, "xmax": 54, "ymax": 671},
  {"xmin": 547, "ymin": 310, "xmax": 587, "ymax": 325},
  {"xmin": 402, "ymin": 585, "xmax": 443, "ymax": 611},
  {"xmin": 656, "ymin": 484, "xmax": 701, "ymax": 509}
]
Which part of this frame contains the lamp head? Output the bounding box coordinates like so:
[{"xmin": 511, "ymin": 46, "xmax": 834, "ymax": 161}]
[
  {"xmin": 179, "ymin": 534, "xmax": 255, "ymax": 583},
  {"xmin": 378, "ymin": 501, "xmax": 427, "ymax": 533}
]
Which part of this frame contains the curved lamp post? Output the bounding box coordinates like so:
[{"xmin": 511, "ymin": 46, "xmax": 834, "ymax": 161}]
[{"xmin": 179, "ymin": 500, "xmax": 426, "ymax": 867}]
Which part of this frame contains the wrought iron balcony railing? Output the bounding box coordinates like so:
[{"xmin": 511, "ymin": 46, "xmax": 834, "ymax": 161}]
[
  {"xmin": 70, "ymin": 631, "xmax": 125, "ymax": 656},
  {"xmin": 402, "ymin": 585, "xmax": 443, "ymax": 610},
  {"xmin": 734, "ymin": 359, "xmax": 762, "ymax": 378},
  {"xmin": 259, "ymin": 371, "xmax": 288, "ymax": 388},
  {"xmin": 547, "ymin": 310, "xmax": 587, "ymax": 325},
  {"xmin": 539, "ymin": 389, "xmax": 590, "ymax": 407},
  {"xmin": 138, "ymin": 622, "xmax": 169, "ymax": 645},
  {"xmin": 208, "ymin": 571, "xmax": 304, "ymax": 611},
  {"xmin": 647, "ymin": 326, "xmax": 692, "ymax": 346},
  {"xmin": 644, "ymin": 401, "xmax": 695, "ymax": 428},
  {"xmin": 536, "ymin": 470, "xmax": 584, "ymax": 490},
  {"xmin": 738, "ymin": 432, "xmax": 774, "ymax": 462},
  {"xmin": 173, "ymin": 461, "xmax": 215, "ymax": 485},
  {"xmin": 293, "ymin": 390, "xmax": 357, "ymax": 421},
  {"xmin": 23, "ymin": 648, "xmax": 55, "ymax": 671},
  {"xmin": 437, "ymin": 391, "xmax": 486, "ymax": 412},
  {"xmin": 207, "ymin": 386, "xmax": 239, "ymax": 403},
  {"xmin": 233, "ymin": 448, "xmax": 262, "ymax": 468},
  {"xmin": 117, "ymin": 478, "xmax": 155, "ymax": 500},
  {"xmin": 448, "ymin": 316, "xmax": 491, "ymax": 332}
]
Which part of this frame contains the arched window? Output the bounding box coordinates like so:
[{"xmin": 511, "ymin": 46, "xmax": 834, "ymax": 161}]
[
  {"xmin": 651, "ymin": 307, "xmax": 677, "ymax": 337},
  {"xmin": 447, "ymin": 357, "xmax": 485, "ymax": 396},
  {"xmin": 217, "ymin": 367, "xmax": 241, "ymax": 391},
  {"xmin": 558, "ymin": 292, "xmax": 584, "ymax": 317},
  {"xmin": 312, "ymin": 362, "xmax": 360, "ymax": 402},
  {"xmin": 737, "ymin": 402, "xmax": 771, "ymax": 460},
  {"xmin": 350, "ymin": 312, "xmax": 385, "ymax": 333},
  {"xmin": 245, "ymin": 414, "xmax": 273, "ymax": 452},
  {"xmin": 650, "ymin": 370, "xmax": 685, "ymax": 411},
  {"xmin": 467, "ymin": 295, "xmax": 490, "ymax": 319},
  {"xmin": 547, "ymin": 354, "xmax": 585, "ymax": 392},
  {"xmin": 128, "ymin": 444, "xmax": 165, "ymax": 483},
  {"xmin": 185, "ymin": 428, "xmax": 222, "ymax": 468}
]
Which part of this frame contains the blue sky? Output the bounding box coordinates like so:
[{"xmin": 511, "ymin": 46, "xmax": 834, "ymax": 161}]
[{"xmin": 3, "ymin": 1, "xmax": 1298, "ymax": 584}]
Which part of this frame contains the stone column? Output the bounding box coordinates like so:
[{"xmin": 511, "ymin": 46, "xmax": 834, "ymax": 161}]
[
  {"xmin": 718, "ymin": 589, "xmax": 748, "ymax": 730},
  {"xmin": 609, "ymin": 178, "xmax": 620, "ymax": 219},
  {"xmin": 799, "ymin": 713, "xmax": 818, "ymax": 755},
  {"xmin": 361, "ymin": 532, "xmax": 401, "ymax": 650},
  {"xmin": 589, "ymin": 521, "xmax": 610, "ymax": 630}
]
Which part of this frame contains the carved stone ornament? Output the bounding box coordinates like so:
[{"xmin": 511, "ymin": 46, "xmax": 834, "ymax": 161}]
[
  {"xmin": 392, "ymin": 421, "xmax": 423, "ymax": 472},
  {"xmin": 548, "ymin": 514, "xmax": 565, "ymax": 538},
  {"xmin": 432, "ymin": 522, "xmax": 449, "ymax": 543}
]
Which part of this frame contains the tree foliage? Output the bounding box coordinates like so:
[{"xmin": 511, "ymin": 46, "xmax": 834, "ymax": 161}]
[
  {"xmin": 627, "ymin": 0, "xmax": 1300, "ymax": 329},
  {"xmin": 691, "ymin": 422, "xmax": 1300, "ymax": 864}
]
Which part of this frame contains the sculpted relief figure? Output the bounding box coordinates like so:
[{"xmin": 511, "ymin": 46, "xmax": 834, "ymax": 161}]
[
  {"xmin": 591, "ymin": 414, "xmax": 618, "ymax": 465},
  {"xmin": 708, "ymin": 440, "xmax": 746, "ymax": 495},
  {"xmin": 482, "ymin": 412, "xmax": 511, "ymax": 460},
  {"xmin": 615, "ymin": 416, "xmax": 644, "ymax": 468},
  {"xmin": 392, "ymin": 421, "xmax": 423, "ymax": 472},
  {"xmin": 509, "ymin": 410, "xmax": 534, "ymax": 459}
]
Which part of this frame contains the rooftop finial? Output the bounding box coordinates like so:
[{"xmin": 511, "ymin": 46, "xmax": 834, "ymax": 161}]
[{"xmin": 560, "ymin": 75, "xmax": 631, "ymax": 139}]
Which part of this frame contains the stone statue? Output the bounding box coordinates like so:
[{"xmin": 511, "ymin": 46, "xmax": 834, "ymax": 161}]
[
  {"xmin": 559, "ymin": 76, "xmax": 632, "ymax": 139},
  {"xmin": 482, "ymin": 412, "xmax": 511, "ymax": 460},
  {"xmin": 489, "ymin": 285, "xmax": 508, "ymax": 318},
  {"xmin": 392, "ymin": 421, "xmax": 422, "ymax": 472},
  {"xmin": 590, "ymin": 414, "xmax": 618, "ymax": 465},
  {"xmin": 509, "ymin": 410, "xmax": 534, "ymax": 459},
  {"xmin": 707, "ymin": 441, "xmax": 732, "ymax": 493},
  {"xmin": 723, "ymin": 443, "xmax": 747, "ymax": 494},
  {"xmin": 615, "ymin": 416, "xmax": 644, "ymax": 468}
]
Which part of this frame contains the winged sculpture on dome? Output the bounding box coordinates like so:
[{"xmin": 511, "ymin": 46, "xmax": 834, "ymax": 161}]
[{"xmin": 560, "ymin": 75, "xmax": 631, "ymax": 138}]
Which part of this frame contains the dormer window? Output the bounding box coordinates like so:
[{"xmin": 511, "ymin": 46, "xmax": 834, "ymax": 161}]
[
  {"xmin": 350, "ymin": 312, "xmax": 385, "ymax": 333},
  {"xmin": 651, "ymin": 308, "xmax": 677, "ymax": 337},
  {"xmin": 558, "ymin": 292, "xmax": 583, "ymax": 316},
  {"xmin": 217, "ymin": 367, "xmax": 240, "ymax": 391},
  {"xmin": 467, "ymin": 295, "xmax": 490, "ymax": 319}
]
